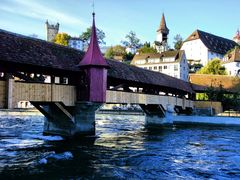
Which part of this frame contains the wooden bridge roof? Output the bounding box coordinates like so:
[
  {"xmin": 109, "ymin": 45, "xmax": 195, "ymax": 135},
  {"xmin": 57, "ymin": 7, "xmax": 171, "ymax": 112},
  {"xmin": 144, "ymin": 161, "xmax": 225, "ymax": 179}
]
[{"xmin": 0, "ymin": 29, "xmax": 194, "ymax": 94}]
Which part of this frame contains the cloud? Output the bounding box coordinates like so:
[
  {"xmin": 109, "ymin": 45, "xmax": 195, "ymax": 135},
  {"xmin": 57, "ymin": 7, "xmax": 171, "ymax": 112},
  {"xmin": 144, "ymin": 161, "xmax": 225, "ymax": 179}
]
[{"xmin": 0, "ymin": 0, "xmax": 88, "ymax": 27}]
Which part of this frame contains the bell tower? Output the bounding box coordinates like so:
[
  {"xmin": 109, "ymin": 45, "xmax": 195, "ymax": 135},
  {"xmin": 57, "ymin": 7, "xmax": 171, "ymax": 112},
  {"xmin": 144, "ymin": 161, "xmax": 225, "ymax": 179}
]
[
  {"xmin": 45, "ymin": 20, "xmax": 59, "ymax": 42},
  {"xmin": 155, "ymin": 13, "xmax": 169, "ymax": 53}
]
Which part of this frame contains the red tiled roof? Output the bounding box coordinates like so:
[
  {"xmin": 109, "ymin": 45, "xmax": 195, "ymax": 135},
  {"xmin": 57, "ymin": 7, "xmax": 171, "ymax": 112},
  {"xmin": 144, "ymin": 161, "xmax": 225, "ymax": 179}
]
[
  {"xmin": 189, "ymin": 74, "xmax": 240, "ymax": 93},
  {"xmin": 157, "ymin": 13, "xmax": 169, "ymax": 34}
]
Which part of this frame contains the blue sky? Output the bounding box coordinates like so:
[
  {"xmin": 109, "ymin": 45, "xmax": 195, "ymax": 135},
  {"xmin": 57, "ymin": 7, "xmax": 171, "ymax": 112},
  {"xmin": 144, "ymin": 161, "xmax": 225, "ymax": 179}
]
[{"xmin": 0, "ymin": 0, "xmax": 239, "ymax": 47}]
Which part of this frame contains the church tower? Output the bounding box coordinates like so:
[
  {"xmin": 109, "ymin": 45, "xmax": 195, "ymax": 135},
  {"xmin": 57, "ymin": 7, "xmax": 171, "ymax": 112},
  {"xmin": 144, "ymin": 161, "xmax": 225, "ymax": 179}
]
[
  {"xmin": 155, "ymin": 13, "xmax": 169, "ymax": 53},
  {"xmin": 233, "ymin": 29, "xmax": 240, "ymax": 45},
  {"xmin": 45, "ymin": 20, "xmax": 59, "ymax": 42}
]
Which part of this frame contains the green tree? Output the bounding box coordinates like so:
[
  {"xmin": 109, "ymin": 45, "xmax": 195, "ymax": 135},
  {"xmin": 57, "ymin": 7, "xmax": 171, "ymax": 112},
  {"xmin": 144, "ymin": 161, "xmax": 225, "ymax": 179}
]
[
  {"xmin": 173, "ymin": 34, "xmax": 183, "ymax": 50},
  {"xmin": 104, "ymin": 47, "xmax": 114, "ymax": 59},
  {"xmin": 80, "ymin": 27, "xmax": 106, "ymax": 45},
  {"xmin": 197, "ymin": 58, "xmax": 227, "ymax": 75},
  {"xmin": 138, "ymin": 46, "xmax": 157, "ymax": 54},
  {"xmin": 122, "ymin": 31, "xmax": 141, "ymax": 49},
  {"xmin": 105, "ymin": 45, "xmax": 126, "ymax": 59},
  {"xmin": 54, "ymin": 33, "xmax": 71, "ymax": 46}
]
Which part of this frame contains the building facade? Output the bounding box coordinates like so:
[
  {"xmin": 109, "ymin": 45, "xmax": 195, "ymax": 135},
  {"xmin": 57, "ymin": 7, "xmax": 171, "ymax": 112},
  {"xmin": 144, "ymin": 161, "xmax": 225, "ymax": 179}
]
[
  {"xmin": 153, "ymin": 14, "xmax": 169, "ymax": 53},
  {"xmin": 223, "ymin": 47, "xmax": 240, "ymax": 76},
  {"xmin": 68, "ymin": 37, "xmax": 84, "ymax": 51},
  {"xmin": 131, "ymin": 50, "xmax": 189, "ymax": 81},
  {"xmin": 181, "ymin": 30, "xmax": 237, "ymax": 66},
  {"xmin": 45, "ymin": 20, "xmax": 59, "ymax": 42}
]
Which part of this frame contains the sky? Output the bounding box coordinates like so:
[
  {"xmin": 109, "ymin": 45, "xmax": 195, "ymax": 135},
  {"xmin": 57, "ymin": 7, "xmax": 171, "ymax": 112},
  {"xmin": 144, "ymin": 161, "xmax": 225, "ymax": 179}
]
[{"xmin": 0, "ymin": 0, "xmax": 240, "ymax": 48}]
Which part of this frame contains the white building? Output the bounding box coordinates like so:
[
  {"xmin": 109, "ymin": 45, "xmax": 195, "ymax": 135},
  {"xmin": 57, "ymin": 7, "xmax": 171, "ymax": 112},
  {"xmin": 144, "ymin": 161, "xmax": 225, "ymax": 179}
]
[
  {"xmin": 68, "ymin": 37, "xmax": 84, "ymax": 51},
  {"xmin": 222, "ymin": 47, "xmax": 240, "ymax": 76},
  {"xmin": 131, "ymin": 50, "xmax": 189, "ymax": 81},
  {"xmin": 181, "ymin": 29, "xmax": 237, "ymax": 66}
]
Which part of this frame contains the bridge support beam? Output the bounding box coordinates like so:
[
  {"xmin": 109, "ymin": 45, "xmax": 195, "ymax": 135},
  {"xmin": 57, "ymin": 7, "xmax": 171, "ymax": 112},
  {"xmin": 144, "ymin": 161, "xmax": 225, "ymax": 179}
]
[
  {"xmin": 32, "ymin": 102, "xmax": 101, "ymax": 137},
  {"xmin": 140, "ymin": 104, "xmax": 174, "ymax": 127}
]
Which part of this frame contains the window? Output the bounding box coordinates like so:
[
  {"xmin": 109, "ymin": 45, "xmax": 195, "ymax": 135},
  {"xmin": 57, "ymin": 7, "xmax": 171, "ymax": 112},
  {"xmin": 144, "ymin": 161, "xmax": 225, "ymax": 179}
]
[
  {"xmin": 154, "ymin": 66, "xmax": 157, "ymax": 70},
  {"xmin": 164, "ymin": 65, "xmax": 167, "ymax": 69},
  {"xmin": 149, "ymin": 67, "xmax": 152, "ymax": 70},
  {"xmin": 174, "ymin": 65, "xmax": 178, "ymax": 71},
  {"xmin": 159, "ymin": 66, "xmax": 162, "ymax": 72}
]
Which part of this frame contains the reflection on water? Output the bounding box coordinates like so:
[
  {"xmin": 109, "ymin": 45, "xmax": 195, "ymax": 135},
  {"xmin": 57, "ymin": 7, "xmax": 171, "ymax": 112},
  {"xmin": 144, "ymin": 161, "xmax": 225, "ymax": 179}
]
[{"xmin": 0, "ymin": 113, "xmax": 240, "ymax": 179}]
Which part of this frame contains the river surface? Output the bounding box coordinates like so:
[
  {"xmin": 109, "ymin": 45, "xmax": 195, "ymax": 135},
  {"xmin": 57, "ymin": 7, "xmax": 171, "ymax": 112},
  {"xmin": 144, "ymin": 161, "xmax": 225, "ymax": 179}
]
[{"xmin": 1, "ymin": 113, "xmax": 240, "ymax": 179}]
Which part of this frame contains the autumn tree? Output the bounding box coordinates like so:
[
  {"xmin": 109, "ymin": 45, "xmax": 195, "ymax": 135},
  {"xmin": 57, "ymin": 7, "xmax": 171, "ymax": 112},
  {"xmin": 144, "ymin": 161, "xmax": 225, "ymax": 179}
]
[
  {"xmin": 54, "ymin": 33, "xmax": 71, "ymax": 46},
  {"xmin": 173, "ymin": 34, "xmax": 183, "ymax": 50},
  {"xmin": 197, "ymin": 58, "xmax": 227, "ymax": 75},
  {"xmin": 80, "ymin": 27, "xmax": 106, "ymax": 45}
]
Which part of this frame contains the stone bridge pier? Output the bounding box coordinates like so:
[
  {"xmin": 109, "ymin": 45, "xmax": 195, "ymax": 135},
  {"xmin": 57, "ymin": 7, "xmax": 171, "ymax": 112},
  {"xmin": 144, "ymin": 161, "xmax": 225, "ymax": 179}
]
[
  {"xmin": 32, "ymin": 102, "xmax": 102, "ymax": 137},
  {"xmin": 140, "ymin": 104, "xmax": 175, "ymax": 127}
]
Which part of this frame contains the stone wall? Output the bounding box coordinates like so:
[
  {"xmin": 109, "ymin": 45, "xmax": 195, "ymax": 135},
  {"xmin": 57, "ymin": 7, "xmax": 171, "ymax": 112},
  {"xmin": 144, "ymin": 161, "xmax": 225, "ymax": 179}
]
[{"xmin": 194, "ymin": 101, "xmax": 223, "ymax": 115}]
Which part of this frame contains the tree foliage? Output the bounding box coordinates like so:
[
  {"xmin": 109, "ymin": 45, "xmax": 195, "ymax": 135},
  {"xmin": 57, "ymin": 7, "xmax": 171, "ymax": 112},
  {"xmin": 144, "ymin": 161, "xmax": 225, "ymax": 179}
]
[
  {"xmin": 122, "ymin": 31, "xmax": 141, "ymax": 48},
  {"xmin": 80, "ymin": 27, "xmax": 106, "ymax": 45},
  {"xmin": 138, "ymin": 44, "xmax": 157, "ymax": 54},
  {"xmin": 197, "ymin": 58, "xmax": 227, "ymax": 75},
  {"xmin": 54, "ymin": 33, "xmax": 71, "ymax": 46},
  {"xmin": 105, "ymin": 45, "xmax": 126, "ymax": 59},
  {"xmin": 104, "ymin": 45, "xmax": 134, "ymax": 61},
  {"xmin": 173, "ymin": 34, "xmax": 183, "ymax": 50}
]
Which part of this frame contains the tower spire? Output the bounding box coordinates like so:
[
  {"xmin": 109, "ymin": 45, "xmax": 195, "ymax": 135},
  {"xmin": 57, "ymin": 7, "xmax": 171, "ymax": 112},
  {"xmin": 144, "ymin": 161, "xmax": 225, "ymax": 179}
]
[
  {"xmin": 233, "ymin": 28, "xmax": 240, "ymax": 44},
  {"xmin": 157, "ymin": 13, "xmax": 169, "ymax": 34},
  {"xmin": 78, "ymin": 13, "xmax": 108, "ymax": 68}
]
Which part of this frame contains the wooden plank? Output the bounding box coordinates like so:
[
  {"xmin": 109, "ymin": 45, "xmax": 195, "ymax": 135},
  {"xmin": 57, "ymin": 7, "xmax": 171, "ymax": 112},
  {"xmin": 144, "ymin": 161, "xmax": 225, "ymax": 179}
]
[{"xmin": 12, "ymin": 82, "xmax": 76, "ymax": 107}]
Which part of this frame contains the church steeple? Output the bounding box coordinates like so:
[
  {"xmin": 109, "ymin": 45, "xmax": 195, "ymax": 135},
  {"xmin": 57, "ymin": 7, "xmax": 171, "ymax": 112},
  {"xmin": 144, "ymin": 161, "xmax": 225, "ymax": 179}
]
[
  {"xmin": 78, "ymin": 13, "xmax": 108, "ymax": 68},
  {"xmin": 155, "ymin": 13, "xmax": 169, "ymax": 53},
  {"xmin": 157, "ymin": 13, "xmax": 169, "ymax": 34}
]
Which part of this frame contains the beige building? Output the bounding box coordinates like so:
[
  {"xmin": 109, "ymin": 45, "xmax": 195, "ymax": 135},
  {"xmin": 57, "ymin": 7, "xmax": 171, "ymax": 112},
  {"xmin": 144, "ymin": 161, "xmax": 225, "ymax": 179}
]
[{"xmin": 131, "ymin": 50, "xmax": 189, "ymax": 81}]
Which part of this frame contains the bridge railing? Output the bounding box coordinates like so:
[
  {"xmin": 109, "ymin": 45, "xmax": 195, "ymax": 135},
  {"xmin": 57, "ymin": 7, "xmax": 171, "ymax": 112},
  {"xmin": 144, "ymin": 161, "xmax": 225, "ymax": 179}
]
[
  {"xmin": 0, "ymin": 79, "xmax": 193, "ymax": 110},
  {"xmin": 106, "ymin": 90, "xmax": 193, "ymax": 110}
]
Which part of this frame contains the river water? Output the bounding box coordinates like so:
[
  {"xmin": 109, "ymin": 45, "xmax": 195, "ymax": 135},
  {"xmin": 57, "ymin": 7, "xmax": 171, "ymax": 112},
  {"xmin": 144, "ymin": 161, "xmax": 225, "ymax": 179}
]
[{"xmin": 1, "ymin": 113, "xmax": 240, "ymax": 179}]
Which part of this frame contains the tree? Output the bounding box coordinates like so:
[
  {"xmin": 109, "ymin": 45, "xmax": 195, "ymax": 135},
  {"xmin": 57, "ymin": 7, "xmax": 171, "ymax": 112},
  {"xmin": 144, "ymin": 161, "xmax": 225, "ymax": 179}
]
[
  {"xmin": 197, "ymin": 58, "xmax": 227, "ymax": 75},
  {"xmin": 138, "ymin": 46, "xmax": 157, "ymax": 54},
  {"xmin": 104, "ymin": 45, "xmax": 134, "ymax": 61},
  {"xmin": 173, "ymin": 34, "xmax": 183, "ymax": 50},
  {"xmin": 54, "ymin": 33, "xmax": 71, "ymax": 46},
  {"xmin": 122, "ymin": 31, "xmax": 141, "ymax": 49},
  {"xmin": 104, "ymin": 45, "xmax": 126, "ymax": 59},
  {"xmin": 80, "ymin": 27, "xmax": 106, "ymax": 45},
  {"xmin": 104, "ymin": 47, "xmax": 114, "ymax": 59}
]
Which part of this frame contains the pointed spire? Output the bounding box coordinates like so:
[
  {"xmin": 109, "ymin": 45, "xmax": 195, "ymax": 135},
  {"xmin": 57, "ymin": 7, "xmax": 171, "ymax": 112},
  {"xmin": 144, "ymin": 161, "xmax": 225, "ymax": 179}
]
[
  {"xmin": 78, "ymin": 13, "xmax": 109, "ymax": 68},
  {"xmin": 157, "ymin": 13, "xmax": 169, "ymax": 34},
  {"xmin": 234, "ymin": 28, "xmax": 240, "ymax": 40}
]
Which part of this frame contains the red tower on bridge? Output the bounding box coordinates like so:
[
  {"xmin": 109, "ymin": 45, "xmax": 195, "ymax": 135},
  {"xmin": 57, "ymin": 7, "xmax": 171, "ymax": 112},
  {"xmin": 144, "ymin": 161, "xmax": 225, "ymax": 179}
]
[{"xmin": 78, "ymin": 13, "xmax": 109, "ymax": 103}]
